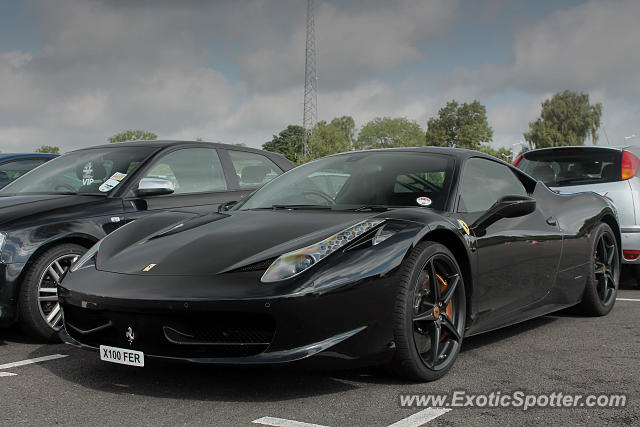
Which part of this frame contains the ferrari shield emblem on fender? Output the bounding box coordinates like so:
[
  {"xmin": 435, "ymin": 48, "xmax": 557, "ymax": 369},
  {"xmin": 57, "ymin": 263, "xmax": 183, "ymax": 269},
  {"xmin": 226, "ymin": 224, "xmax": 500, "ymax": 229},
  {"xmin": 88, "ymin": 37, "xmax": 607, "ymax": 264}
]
[
  {"xmin": 142, "ymin": 264, "xmax": 157, "ymax": 272},
  {"xmin": 458, "ymin": 219, "xmax": 470, "ymax": 235}
]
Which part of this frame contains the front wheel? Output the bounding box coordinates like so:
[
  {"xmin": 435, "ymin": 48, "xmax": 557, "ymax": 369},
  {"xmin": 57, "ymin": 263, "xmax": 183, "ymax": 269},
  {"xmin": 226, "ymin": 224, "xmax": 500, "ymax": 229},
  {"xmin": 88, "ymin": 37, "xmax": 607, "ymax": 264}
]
[
  {"xmin": 390, "ymin": 242, "xmax": 466, "ymax": 382},
  {"xmin": 577, "ymin": 223, "xmax": 619, "ymax": 316},
  {"xmin": 18, "ymin": 243, "xmax": 87, "ymax": 341}
]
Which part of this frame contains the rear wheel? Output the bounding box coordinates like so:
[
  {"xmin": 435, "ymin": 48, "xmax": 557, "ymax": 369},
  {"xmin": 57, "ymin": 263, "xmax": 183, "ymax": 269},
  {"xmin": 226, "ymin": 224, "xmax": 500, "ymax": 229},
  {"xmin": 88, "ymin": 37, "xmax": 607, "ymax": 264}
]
[
  {"xmin": 390, "ymin": 242, "xmax": 466, "ymax": 381},
  {"xmin": 577, "ymin": 223, "xmax": 619, "ymax": 316},
  {"xmin": 18, "ymin": 244, "xmax": 86, "ymax": 341}
]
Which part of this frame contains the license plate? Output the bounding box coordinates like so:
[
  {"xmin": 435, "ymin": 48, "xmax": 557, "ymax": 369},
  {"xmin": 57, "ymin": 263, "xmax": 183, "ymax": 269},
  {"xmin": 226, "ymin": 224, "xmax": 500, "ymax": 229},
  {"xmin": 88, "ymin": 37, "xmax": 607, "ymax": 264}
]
[{"xmin": 99, "ymin": 345, "xmax": 145, "ymax": 367}]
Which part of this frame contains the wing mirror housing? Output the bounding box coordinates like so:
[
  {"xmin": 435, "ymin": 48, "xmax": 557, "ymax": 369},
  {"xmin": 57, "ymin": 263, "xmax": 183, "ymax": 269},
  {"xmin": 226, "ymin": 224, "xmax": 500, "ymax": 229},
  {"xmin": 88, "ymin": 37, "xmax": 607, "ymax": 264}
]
[
  {"xmin": 218, "ymin": 200, "xmax": 238, "ymax": 212},
  {"xmin": 135, "ymin": 178, "xmax": 175, "ymax": 197},
  {"xmin": 471, "ymin": 195, "xmax": 536, "ymax": 234}
]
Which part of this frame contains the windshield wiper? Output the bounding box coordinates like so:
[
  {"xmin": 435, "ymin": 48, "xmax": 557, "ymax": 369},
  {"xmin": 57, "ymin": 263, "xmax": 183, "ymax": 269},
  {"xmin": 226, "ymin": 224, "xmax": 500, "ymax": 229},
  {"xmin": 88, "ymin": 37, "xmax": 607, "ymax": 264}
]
[
  {"xmin": 271, "ymin": 204, "xmax": 332, "ymax": 210},
  {"xmin": 352, "ymin": 205, "xmax": 390, "ymax": 212}
]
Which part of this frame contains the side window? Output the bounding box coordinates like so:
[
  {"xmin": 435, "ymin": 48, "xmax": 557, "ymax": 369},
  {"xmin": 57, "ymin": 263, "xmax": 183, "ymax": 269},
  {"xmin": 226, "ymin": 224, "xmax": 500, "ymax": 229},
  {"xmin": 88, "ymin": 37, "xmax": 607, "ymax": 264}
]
[
  {"xmin": 228, "ymin": 150, "xmax": 283, "ymax": 188},
  {"xmin": 144, "ymin": 148, "xmax": 227, "ymax": 195},
  {"xmin": 0, "ymin": 158, "xmax": 49, "ymax": 180},
  {"xmin": 459, "ymin": 158, "xmax": 527, "ymax": 213}
]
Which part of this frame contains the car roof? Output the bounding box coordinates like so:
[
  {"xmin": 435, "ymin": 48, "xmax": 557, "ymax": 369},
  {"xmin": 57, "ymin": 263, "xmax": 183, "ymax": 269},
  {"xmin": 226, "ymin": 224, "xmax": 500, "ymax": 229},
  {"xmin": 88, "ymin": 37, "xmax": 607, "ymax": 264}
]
[
  {"xmin": 0, "ymin": 153, "xmax": 59, "ymax": 161},
  {"xmin": 68, "ymin": 140, "xmax": 288, "ymax": 159}
]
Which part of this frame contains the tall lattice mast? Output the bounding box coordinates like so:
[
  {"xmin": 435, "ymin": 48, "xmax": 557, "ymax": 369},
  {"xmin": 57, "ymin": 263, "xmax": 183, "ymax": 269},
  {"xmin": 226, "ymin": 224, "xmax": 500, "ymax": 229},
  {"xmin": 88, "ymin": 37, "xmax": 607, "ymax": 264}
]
[{"xmin": 302, "ymin": 0, "xmax": 317, "ymax": 159}]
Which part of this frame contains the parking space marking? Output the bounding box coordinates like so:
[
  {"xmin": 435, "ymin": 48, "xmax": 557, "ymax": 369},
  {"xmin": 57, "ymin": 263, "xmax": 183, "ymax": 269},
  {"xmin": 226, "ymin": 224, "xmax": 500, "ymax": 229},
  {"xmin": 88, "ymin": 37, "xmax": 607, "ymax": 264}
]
[
  {"xmin": 386, "ymin": 408, "xmax": 452, "ymax": 427},
  {"xmin": 617, "ymin": 298, "xmax": 640, "ymax": 302},
  {"xmin": 0, "ymin": 372, "xmax": 17, "ymax": 377},
  {"xmin": 0, "ymin": 354, "xmax": 68, "ymax": 371},
  {"xmin": 253, "ymin": 417, "xmax": 328, "ymax": 427}
]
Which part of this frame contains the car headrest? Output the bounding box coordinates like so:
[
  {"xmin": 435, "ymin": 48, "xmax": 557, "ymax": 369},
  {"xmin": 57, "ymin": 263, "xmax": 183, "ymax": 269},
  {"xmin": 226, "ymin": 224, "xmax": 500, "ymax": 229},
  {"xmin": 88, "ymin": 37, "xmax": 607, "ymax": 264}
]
[
  {"xmin": 76, "ymin": 161, "xmax": 107, "ymax": 182},
  {"xmin": 531, "ymin": 164, "xmax": 555, "ymax": 183},
  {"xmin": 241, "ymin": 165, "xmax": 268, "ymax": 184},
  {"xmin": 601, "ymin": 164, "xmax": 618, "ymax": 181}
]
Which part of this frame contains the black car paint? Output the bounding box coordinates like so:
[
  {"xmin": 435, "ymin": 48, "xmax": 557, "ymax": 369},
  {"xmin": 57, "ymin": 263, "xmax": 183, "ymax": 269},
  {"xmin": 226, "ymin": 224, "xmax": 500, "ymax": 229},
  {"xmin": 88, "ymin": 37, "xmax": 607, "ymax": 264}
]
[
  {"xmin": 58, "ymin": 147, "xmax": 620, "ymax": 367},
  {"xmin": 0, "ymin": 141, "xmax": 293, "ymax": 327}
]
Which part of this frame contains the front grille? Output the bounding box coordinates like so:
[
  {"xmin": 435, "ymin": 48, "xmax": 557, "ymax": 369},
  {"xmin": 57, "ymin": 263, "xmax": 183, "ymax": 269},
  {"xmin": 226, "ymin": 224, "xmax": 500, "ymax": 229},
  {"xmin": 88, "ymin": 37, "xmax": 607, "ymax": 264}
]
[{"xmin": 63, "ymin": 305, "xmax": 276, "ymax": 358}]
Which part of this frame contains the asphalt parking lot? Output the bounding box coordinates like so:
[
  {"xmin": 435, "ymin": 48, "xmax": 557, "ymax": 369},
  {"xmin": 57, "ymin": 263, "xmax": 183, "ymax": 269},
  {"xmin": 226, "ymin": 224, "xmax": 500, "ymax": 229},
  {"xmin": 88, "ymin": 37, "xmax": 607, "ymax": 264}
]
[{"xmin": 1, "ymin": 279, "xmax": 639, "ymax": 426}]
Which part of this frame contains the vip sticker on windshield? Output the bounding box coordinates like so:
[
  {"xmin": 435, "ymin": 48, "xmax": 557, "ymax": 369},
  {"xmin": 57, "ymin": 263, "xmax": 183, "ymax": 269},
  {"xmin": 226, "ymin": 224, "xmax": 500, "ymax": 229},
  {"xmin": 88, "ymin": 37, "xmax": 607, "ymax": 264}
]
[
  {"xmin": 82, "ymin": 162, "xmax": 94, "ymax": 185},
  {"xmin": 416, "ymin": 196, "xmax": 432, "ymax": 206}
]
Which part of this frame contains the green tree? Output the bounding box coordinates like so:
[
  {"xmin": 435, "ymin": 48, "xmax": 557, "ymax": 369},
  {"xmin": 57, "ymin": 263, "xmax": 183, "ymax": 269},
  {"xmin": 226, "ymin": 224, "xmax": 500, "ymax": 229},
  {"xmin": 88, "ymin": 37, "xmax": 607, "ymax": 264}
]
[
  {"xmin": 330, "ymin": 116, "xmax": 356, "ymax": 150},
  {"xmin": 524, "ymin": 90, "xmax": 602, "ymax": 149},
  {"xmin": 262, "ymin": 125, "xmax": 304, "ymax": 163},
  {"xmin": 475, "ymin": 145, "xmax": 513, "ymax": 163},
  {"xmin": 356, "ymin": 117, "xmax": 425, "ymax": 150},
  {"xmin": 425, "ymin": 100, "xmax": 493, "ymax": 150},
  {"xmin": 108, "ymin": 130, "xmax": 158, "ymax": 143},
  {"xmin": 35, "ymin": 145, "xmax": 60, "ymax": 154},
  {"xmin": 308, "ymin": 120, "xmax": 350, "ymax": 160}
]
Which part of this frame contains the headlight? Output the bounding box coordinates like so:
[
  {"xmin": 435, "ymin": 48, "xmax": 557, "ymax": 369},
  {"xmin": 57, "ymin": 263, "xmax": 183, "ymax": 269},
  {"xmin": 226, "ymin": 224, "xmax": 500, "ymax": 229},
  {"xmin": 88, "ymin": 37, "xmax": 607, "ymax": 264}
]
[
  {"xmin": 70, "ymin": 240, "xmax": 102, "ymax": 272},
  {"xmin": 261, "ymin": 219, "xmax": 384, "ymax": 283}
]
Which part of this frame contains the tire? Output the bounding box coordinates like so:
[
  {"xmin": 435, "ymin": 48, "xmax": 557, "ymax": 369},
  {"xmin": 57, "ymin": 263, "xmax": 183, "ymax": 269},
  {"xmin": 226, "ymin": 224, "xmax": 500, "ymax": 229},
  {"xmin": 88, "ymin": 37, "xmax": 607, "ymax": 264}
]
[
  {"xmin": 577, "ymin": 223, "xmax": 619, "ymax": 316},
  {"xmin": 18, "ymin": 243, "xmax": 87, "ymax": 342},
  {"xmin": 390, "ymin": 241, "xmax": 466, "ymax": 382},
  {"xmin": 634, "ymin": 266, "xmax": 640, "ymax": 290}
]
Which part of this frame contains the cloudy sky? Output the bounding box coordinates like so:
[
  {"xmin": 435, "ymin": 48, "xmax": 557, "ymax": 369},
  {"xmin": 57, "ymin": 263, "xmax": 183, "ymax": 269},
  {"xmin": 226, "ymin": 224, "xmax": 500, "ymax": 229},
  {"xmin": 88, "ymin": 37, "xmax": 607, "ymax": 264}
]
[{"xmin": 0, "ymin": 0, "xmax": 638, "ymax": 153}]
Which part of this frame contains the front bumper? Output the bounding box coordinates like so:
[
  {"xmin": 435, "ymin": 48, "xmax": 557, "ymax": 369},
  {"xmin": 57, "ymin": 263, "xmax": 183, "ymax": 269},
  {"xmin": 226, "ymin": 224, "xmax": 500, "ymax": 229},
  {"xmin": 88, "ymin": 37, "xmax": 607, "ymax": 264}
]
[{"xmin": 57, "ymin": 267, "xmax": 399, "ymax": 366}]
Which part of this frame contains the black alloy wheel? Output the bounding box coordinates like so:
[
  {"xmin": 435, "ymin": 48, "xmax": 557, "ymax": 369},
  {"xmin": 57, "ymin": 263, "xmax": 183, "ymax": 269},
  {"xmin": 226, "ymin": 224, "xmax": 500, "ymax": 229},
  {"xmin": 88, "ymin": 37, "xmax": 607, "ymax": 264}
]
[
  {"xmin": 578, "ymin": 222, "xmax": 619, "ymax": 316},
  {"xmin": 391, "ymin": 241, "xmax": 466, "ymax": 381}
]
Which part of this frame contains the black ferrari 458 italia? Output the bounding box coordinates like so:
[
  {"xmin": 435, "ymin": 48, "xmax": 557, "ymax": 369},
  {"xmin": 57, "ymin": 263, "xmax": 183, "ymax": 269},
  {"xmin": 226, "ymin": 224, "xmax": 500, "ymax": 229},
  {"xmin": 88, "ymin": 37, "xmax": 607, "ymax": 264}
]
[{"xmin": 59, "ymin": 148, "xmax": 621, "ymax": 381}]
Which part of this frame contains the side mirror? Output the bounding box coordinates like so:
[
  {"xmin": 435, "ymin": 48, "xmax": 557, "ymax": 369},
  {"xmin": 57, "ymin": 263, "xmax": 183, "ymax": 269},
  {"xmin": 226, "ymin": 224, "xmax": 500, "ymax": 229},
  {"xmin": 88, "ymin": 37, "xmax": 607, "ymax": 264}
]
[
  {"xmin": 218, "ymin": 200, "xmax": 238, "ymax": 212},
  {"xmin": 135, "ymin": 178, "xmax": 175, "ymax": 197},
  {"xmin": 471, "ymin": 195, "xmax": 536, "ymax": 233}
]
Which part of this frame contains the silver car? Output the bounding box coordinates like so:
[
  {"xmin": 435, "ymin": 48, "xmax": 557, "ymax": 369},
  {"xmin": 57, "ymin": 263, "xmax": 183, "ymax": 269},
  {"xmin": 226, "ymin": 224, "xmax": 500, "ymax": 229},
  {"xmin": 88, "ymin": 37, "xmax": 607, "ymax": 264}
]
[{"xmin": 515, "ymin": 145, "xmax": 640, "ymax": 286}]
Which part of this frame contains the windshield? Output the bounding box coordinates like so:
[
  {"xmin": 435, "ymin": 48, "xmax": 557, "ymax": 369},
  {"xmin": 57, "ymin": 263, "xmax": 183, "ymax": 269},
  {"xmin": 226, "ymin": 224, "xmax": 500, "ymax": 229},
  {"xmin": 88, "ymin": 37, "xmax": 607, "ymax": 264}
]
[
  {"xmin": 0, "ymin": 146, "xmax": 156, "ymax": 196},
  {"xmin": 518, "ymin": 148, "xmax": 621, "ymax": 187},
  {"xmin": 235, "ymin": 151, "xmax": 455, "ymax": 211}
]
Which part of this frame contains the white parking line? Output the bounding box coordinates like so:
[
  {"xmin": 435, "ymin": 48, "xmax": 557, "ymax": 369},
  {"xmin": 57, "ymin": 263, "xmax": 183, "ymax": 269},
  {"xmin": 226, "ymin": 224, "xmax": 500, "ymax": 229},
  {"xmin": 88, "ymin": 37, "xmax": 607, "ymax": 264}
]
[
  {"xmin": 253, "ymin": 417, "xmax": 328, "ymax": 427},
  {"xmin": 254, "ymin": 408, "xmax": 451, "ymax": 427},
  {"xmin": 386, "ymin": 408, "xmax": 452, "ymax": 427},
  {"xmin": 617, "ymin": 298, "xmax": 640, "ymax": 302},
  {"xmin": 0, "ymin": 354, "xmax": 68, "ymax": 371},
  {"xmin": 0, "ymin": 372, "xmax": 17, "ymax": 377}
]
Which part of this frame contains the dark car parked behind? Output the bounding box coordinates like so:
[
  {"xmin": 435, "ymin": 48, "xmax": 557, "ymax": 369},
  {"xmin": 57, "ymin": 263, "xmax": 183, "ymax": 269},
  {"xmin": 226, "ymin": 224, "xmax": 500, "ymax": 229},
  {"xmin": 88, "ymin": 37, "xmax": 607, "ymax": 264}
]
[
  {"xmin": 0, "ymin": 153, "xmax": 58, "ymax": 188},
  {"xmin": 0, "ymin": 140, "xmax": 294, "ymax": 340}
]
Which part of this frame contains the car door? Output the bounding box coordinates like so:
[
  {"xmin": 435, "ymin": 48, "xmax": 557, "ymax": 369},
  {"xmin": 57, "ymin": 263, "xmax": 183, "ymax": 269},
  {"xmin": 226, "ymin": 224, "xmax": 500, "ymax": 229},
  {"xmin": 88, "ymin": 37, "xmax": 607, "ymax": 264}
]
[
  {"xmin": 123, "ymin": 147, "xmax": 239, "ymax": 219},
  {"xmin": 456, "ymin": 157, "xmax": 562, "ymax": 321}
]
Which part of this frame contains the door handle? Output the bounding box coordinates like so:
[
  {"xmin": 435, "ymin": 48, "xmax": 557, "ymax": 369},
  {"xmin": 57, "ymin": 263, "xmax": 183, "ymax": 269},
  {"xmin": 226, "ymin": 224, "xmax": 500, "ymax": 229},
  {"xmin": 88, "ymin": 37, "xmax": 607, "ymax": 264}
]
[{"xmin": 546, "ymin": 216, "xmax": 557, "ymax": 226}]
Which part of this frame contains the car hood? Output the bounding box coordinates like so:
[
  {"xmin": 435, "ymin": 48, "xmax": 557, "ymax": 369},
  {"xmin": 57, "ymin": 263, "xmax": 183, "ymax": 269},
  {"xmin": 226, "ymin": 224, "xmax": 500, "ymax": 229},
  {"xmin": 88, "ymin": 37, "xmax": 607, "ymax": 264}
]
[
  {"xmin": 96, "ymin": 209, "xmax": 383, "ymax": 276},
  {"xmin": 0, "ymin": 194, "xmax": 101, "ymax": 227}
]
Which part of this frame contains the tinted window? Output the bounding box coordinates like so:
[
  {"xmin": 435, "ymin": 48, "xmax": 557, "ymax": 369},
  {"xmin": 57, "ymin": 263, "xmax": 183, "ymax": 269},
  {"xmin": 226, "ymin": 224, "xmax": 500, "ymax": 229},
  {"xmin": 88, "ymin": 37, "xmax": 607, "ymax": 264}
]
[
  {"xmin": 236, "ymin": 152, "xmax": 455, "ymax": 211},
  {"xmin": 0, "ymin": 158, "xmax": 49, "ymax": 182},
  {"xmin": 459, "ymin": 158, "xmax": 526, "ymax": 213},
  {"xmin": 0, "ymin": 148, "xmax": 155, "ymax": 195},
  {"xmin": 518, "ymin": 148, "xmax": 621, "ymax": 187},
  {"xmin": 144, "ymin": 148, "xmax": 227, "ymax": 194},
  {"xmin": 228, "ymin": 150, "xmax": 282, "ymax": 188}
]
